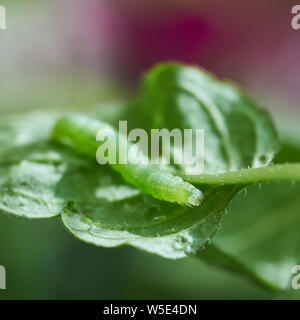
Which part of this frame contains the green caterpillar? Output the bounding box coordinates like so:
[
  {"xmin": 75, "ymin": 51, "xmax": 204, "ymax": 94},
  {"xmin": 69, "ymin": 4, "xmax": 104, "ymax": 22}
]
[{"xmin": 52, "ymin": 113, "xmax": 202, "ymax": 206}]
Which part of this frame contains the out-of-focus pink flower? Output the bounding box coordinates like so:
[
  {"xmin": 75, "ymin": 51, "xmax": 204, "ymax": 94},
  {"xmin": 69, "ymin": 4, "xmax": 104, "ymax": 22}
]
[{"xmin": 102, "ymin": 1, "xmax": 300, "ymax": 104}]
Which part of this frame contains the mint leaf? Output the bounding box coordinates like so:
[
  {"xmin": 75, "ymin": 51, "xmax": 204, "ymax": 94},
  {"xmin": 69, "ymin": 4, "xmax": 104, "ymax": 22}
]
[
  {"xmin": 61, "ymin": 184, "xmax": 239, "ymax": 259},
  {"xmin": 55, "ymin": 63, "xmax": 288, "ymax": 263},
  {"xmin": 0, "ymin": 111, "xmax": 87, "ymax": 219},
  {"xmin": 130, "ymin": 63, "xmax": 280, "ymax": 174},
  {"xmin": 196, "ymin": 244, "xmax": 279, "ymax": 291},
  {"xmin": 0, "ymin": 111, "xmax": 58, "ymax": 158},
  {"xmin": 0, "ymin": 141, "xmax": 85, "ymax": 219},
  {"xmin": 213, "ymin": 180, "xmax": 300, "ymax": 291},
  {"xmin": 205, "ymin": 138, "xmax": 300, "ymax": 291},
  {"xmin": 0, "ymin": 110, "xmax": 237, "ymax": 257},
  {"xmin": 0, "ymin": 63, "xmax": 299, "ymax": 290}
]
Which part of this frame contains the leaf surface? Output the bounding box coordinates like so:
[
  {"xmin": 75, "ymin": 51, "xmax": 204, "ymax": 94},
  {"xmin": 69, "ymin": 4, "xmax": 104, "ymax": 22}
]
[
  {"xmin": 207, "ymin": 139, "xmax": 300, "ymax": 291},
  {"xmin": 129, "ymin": 63, "xmax": 279, "ymax": 174},
  {"xmin": 1, "ymin": 64, "xmax": 299, "ymax": 281}
]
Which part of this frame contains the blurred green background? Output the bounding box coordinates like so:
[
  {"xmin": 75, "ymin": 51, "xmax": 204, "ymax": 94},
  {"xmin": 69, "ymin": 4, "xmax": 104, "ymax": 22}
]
[{"xmin": 0, "ymin": 0, "xmax": 299, "ymax": 299}]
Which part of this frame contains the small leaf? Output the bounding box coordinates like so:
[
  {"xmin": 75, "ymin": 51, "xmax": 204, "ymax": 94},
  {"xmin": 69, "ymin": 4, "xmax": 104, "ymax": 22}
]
[
  {"xmin": 0, "ymin": 111, "xmax": 58, "ymax": 158},
  {"xmin": 213, "ymin": 180, "xmax": 300, "ymax": 291},
  {"xmin": 0, "ymin": 142, "xmax": 84, "ymax": 218},
  {"xmin": 129, "ymin": 63, "xmax": 280, "ymax": 174},
  {"xmin": 0, "ymin": 111, "xmax": 63, "ymax": 218},
  {"xmin": 61, "ymin": 184, "xmax": 239, "ymax": 259},
  {"xmin": 196, "ymin": 244, "xmax": 279, "ymax": 291},
  {"xmin": 210, "ymin": 138, "xmax": 300, "ymax": 291}
]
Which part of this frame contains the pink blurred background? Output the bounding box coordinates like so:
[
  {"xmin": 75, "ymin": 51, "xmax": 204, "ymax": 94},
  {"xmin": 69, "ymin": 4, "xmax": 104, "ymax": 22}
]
[{"xmin": 0, "ymin": 0, "xmax": 299, "ymax": 115}]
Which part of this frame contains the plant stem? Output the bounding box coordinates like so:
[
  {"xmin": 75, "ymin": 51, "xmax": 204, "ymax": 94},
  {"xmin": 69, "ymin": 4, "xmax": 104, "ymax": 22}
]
[{"xmin": 183, "ymin": 163, "xmax": 300, "ymax": 185}]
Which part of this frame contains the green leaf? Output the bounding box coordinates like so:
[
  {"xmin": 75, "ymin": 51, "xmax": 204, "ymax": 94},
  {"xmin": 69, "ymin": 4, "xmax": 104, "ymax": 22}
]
[
  {"xmin": 0, "ymin": 111, "xmax": 92, "ymax": 219},
  {"xmin": 0, "ymin": 110, "xmax": 238, "ymax": 257},
  {"xmin": 0, "ymin": 111, "xmax": 58, "ymax": 158},
  {"xmin": 0, "ymin": 140, "xmax": 85, "ymax": 219},
  {"xmin": 196, "ymin": 244, "xmax": 280, "ymax": 291},
  {"xmin": 1, "ymin": 63, "xmax": 299, "ymax": 287},
  {"xmin": 0, "ymin": 111, "xmax": 63, "ymax": 218},
  {"xmin": 61, "ymin": 183, "xmax": 240, "ymax": 259},
  {"xmin": 129, "ymin": 63, "xmax": 280, "ymax": 174},
  {"xmin": 212, "ymin": 180, "xmax": 300, "ymax": 291},
  {"xmin": 53, "ymin": 63, "xmax": 283, "ymax": 260},
  {"xmin": 206, "ymin": 138, "xmax": 300, "ymax": 291}
]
